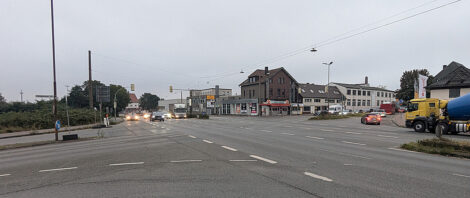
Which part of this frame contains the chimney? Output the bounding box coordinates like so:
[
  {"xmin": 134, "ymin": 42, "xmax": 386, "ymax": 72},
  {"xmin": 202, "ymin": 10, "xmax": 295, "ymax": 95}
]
[
  {"xmin": 264, "ymin": 67, "xmax": 269, "ymax": 75},
  {"xmin": 365, "ymin": 76, "xmax": 369, "ymax": 85},
  {"xmin": 443, "ymin": 65, "xmax": 447, "ymax": 69}
]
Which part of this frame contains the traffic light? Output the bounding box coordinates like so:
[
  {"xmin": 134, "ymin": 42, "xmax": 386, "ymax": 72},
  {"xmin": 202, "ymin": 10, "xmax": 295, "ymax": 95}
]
[
  {"xmin": 169, "ymin": 85, "xmax": 173, "ymax": 93},
  {"xmin": 130, "ymin": 84, "xmax": 135, "ymax": 91}
]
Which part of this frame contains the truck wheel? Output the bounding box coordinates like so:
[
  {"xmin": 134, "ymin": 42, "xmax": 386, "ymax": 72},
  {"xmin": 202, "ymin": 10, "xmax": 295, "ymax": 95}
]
[
  {"xmin": 438, "ymin": 123, "xmax": 449, "ymax": 135},
  {"xmin": 413, "ymin": 121, "xmax": 425, "ymax": 132}
]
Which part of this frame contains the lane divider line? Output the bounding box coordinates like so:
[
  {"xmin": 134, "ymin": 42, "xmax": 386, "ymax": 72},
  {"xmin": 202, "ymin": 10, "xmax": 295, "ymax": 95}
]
[
  {"xmin": 0, "ymin": 174, "xmax": 11, "ymax": 177},
  {"xmin": 377, "ymin": 135, "xmax": 398, "ymax": 138},
  {"xmin": 109, "ymin": 162, "xmax": 144, "ymax": 166},
  {"xmin": 249, "ymin": 155, "xmax": 277, "ymax": 164},
  {"xmin": 388, "ymin": 147, "xmax": 418, "ymax": 153},
  {"xmin": 320, "ymin": 129, "xmax": 333, "ymax": 132},
  {"xmin": 345, "ymin": 132, "xmax": 362, "ymax": 135},
  {"xmin": 306, "ymin": 136, "xmax": 324, "ymax": 140},
  {"xmin": 343, "ymin": 164, "xmax": 353, "ymax": 166},
  {"xmin": 341, "ymin": 141, "xmax": 366, "ymax": 146},
  {"xmin": 188, "ymin": 135, "xmax": 196, "ymax": 138},
  {"xmin": 39, "ymin": 167, "xmax": 78, "ymax": 173},
  {"xmin": 229, "ymin": 160, "xmax": 257, "ymax": 162},
  {"xmin": 260, "ymin": 130, "xmax": 273, "ymax": 133},
  {"xmin": 203, "ymin": 140, "xmax": 213, "ymax": 144},
  {"xmin": 452, "ymin": 173, "xmax": 470, "ymax": 178},
  {"xmin": 221, "ymin": 146, "xmax": 238, "ymax": 151},
  {"xmin": 304, "ymin": 172, "xmax": 333, "ymax": 182},
  {"xmin": 170, "ymin": 160, "xmax": 202, "ymax": 163},
  {"xmin": 281, "ymin": 132, "xmax": 295, "ymax": 135}
]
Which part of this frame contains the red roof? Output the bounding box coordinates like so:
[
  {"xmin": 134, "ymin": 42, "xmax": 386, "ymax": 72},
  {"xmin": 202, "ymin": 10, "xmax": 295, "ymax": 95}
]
[{"xmin": 129, "ymin": 93, "xmax": 139, "ymax": 103}]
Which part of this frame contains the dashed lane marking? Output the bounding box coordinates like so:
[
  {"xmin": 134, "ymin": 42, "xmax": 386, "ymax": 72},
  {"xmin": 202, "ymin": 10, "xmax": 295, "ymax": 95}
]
[
  {"xmin": 304, "ymin": 172, "xmax": 333, "ymax": 182},
  {"xmin": 281, "ymin": 132, "xmax": 295, "ymax": 135},
  {"xmin": 341, "ymin": 141, "xmax": 366, "ymax": 146},
  {"xmin": 345, "ymin": 132, "xmax": 362, "ymax": 135},
  {"xmin": 229, "ymin": 160, "xmax": 257, "ymax": 162},
  {"xmin": 343, "ymin": 164, "xmax": 353, "ymax": 166},
  {"xmin": 188, "ymin": 135, "xmax": 196, "ymax": 138},
  {"xmin": 452, "ymin": 173, "xmax": 470, "ymax": 178},
  {"xmin": 109, "ymin": 162, "xmax": 144, "ymax": 166},
  {"xmin": 320, "ymin": 129, "xmax": 333, "ymax": 132},
  {"xmin": 221, "ymin": 146, "xmax": 238, "ymax": 151},
  {"xmin": 203, "ymin": 140, "xmax": 213, "ymax": 144},
  {"xmin": 260, "ymin": 130, "xmax": 273, "ymax": 133},
  {"xmin": 170, "ymin": 160, "xmax": 202, "ymax": 163},
  {"xmin": 39, "ymin": 167, "xmax": 78, "ymax": 173},
  {"xmin": 0, "ymin": 174, "xmax": 11, "ymax": 177},
  {"xmin": 306, "ymin": 136, "xmax": 324, "ymax": 140},
  {"xmin": 377, "ymin": 135, "xmax": 398, "ymax": 138},
  {"xmin": 388, "ymin": 147, "xmax": 418, "ymax": 153},
  {"xmin": 249, "ymin": 155, "xmax": 277, "ymax": 164}
]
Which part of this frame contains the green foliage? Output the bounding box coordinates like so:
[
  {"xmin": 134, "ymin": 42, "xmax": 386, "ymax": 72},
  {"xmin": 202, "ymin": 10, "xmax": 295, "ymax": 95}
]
[
  {"xmin": 139, "ymin": 93, "xmax": 160, "ymax": 110},
  {"xmin": 401, "ymin": 138, "xmax": 470, "ymax": 158},
  {"xmin": 0, "ymin": 93, "xmax": 5, "ymax": 105},
  {"xmin": 396, "ymin": 69, "xmax": 434, "ymax": 101}
]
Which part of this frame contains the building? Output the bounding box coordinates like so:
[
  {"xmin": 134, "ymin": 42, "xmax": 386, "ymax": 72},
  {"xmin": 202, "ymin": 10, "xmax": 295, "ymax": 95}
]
[
  {"xmin": 298, "ymin": 83, "xmax": 344, "ymax": 114},
  {"xmin": 427, "ymin": 61, "xmax": 470, "ymax": 100},
  {"xmin": 187, "ymin": 86, "xmax": 232, "ymax": 115},
  {"xmin": 158, "ymin": 98, "xmax": 187, "ymax": 112},
  {"xmin": 331, "ymin": 77, "xmax": 395, "ymax": 112},
  {"xmin": 239, "ymin": 67, "xmax": 300, "ymax": 116},
  {"xmin": 125, "ymin": 93, "xmax": 140, "ymax": 113},
  {"xmin": 219, "ymin": 95, "xmax": 258, "ymax": 116}
]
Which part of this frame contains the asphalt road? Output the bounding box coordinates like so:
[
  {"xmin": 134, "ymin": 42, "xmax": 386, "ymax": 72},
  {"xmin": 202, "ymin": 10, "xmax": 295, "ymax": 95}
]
[{"xmin": 0, "ymin": 116, "xmax": 469, "ymax": 197}]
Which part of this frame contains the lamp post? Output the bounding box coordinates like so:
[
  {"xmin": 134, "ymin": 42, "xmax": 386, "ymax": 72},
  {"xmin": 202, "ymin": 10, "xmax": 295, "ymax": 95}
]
[
  {"xmin": 50, "ymin": 0, "xmax": 58, "ymax": 141},
  {"xmin": 323, "ymin": 62, "xmax": 333, "ymax": 112}
]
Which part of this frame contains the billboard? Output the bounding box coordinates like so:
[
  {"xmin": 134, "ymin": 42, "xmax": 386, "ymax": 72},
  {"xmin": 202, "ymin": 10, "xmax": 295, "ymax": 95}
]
[{"xmin": 418, "ymin": 74, "xmax": 428, "ymax": 99}]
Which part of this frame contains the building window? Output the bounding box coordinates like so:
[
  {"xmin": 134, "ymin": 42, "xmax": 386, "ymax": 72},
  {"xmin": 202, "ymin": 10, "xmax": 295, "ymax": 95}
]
[
  {"xmin": 243, "ymin": 90, "xmax": 246, "ymax": 97},
  {"xmin": 362, "ymin": 100, "xmax": 366, "ymax": 106},
  {"xmin": 314, "ymin": 99, "xmax": 320, "ymax": 103},
  {"xmin": 358, "ymin": 90, "xmax": 362, "ymax": 96},
  {"xmin": 305, "ymin": 98, "xmax": 312, "ymax": 102},
  {"xmin": 277, "ymin": 89, "xmax": 281, "ymax": 97},
  {"xmin": 253, "ymin": 90, "xmax": 255, "ymax": 97},
  {"xmin": 381, "ymin": 92, "xmax": 384, "ymax": 97},
  {"xmin": 347, "ymin": 99, "xmax": 351, "ymax": 106},
  {"xmin": 304, "ymin": 106, "xmax": 311, "ymax": 111},
  {"xmin": 377, "ymin": 100, "xmax": 380, "ymax": 106},
  {"xmin": 352, "ymin": 99, "xmax": 356, "ymax": 106},
  {"xmin": 367, "ymin": 100, "xmax": 370, "ymax": 106},
  {"xmin": 449, "ymin": 88, "xmax": 460, "ymax": 98},
  {"xmin": 336, "ymin": 100, "xmax": 340, "ymax": 103},
  {"xmin": 347, "ymin": 89, "xmax": 351, "ymax": 95},
  {"xmin": 367, "ymin": 91, "xmax": 370, "ymax": 96},
  {"xmin": 282, "ymin": 89, "xmax": 285, "ymax": 97},
  {"xmin": 357, "ymin": 100, "xmax": 361, "ymax": 106},
  {"xmin": 269, "ymin": 88, "xmax": 273, "ymax": 96},
  {"xmin": 353, "ymin": 90, "xmax": 356, "ymax": 95},
  {"xmin": 363, "ymin": 91, "xmax": 366, "ymax": 96}
]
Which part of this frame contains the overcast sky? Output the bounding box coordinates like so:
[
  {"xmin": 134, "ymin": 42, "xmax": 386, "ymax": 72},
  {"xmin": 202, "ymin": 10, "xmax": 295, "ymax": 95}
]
[{"xmin": 1, "ymin": 0, "xmax": 469, "ymax": 102}]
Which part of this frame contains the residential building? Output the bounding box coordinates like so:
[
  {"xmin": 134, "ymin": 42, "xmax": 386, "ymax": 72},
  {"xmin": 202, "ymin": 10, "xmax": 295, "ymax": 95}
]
[
  {"xmin": 125, "ymin": 93, "xmax": 140, "ymax": 113},
  {"xmin": 298, "ymin": 83, "xmax": 344, "ymax": 114},
  {"xmin": 239, "ymin": 67, "xmax": 300, "ymax": 116},
  {"xmin": 331, "ymin": 77, "xmax": 395, "ymax": 112},
  {"xmin": 427, "ymin": 61, "xmax": 470, "ymax": 100}
]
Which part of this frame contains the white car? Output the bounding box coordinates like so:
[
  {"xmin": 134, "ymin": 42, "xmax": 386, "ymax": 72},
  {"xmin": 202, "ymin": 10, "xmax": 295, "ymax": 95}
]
[
  {"xmin": 371, "ymin": 109, "xmax": 386, "ymax": 117},
  {"xmin": 338, "ymin": 110, "xmax": 351, "ymax": 115}
]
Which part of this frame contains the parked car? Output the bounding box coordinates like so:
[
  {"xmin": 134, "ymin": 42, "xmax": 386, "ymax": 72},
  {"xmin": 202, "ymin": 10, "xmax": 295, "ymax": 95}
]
[
  {"xmin": 361, "ymin": 113, "xmax": 382, "ymax": 125},
  {"xmin": 125, "ymin": 113, "xmax": 140, "ymax": 121},
  {"xmin": 151, "ymin": 112, "xmax": 165, "ymax": 122},
  {"xmin": 371, "ymin": 109, "xmax": 386, "ymax": 117},
  {"xmin": 338, "ymin": 110, "xmax": 351, "ymax": 115},
  {"xmin": 161, "ymin": 111, "xmax": 172, "ymax": 119}
]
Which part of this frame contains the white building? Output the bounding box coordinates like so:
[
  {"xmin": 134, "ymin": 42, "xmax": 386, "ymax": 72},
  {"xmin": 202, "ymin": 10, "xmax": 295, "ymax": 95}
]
[{"xmin": 428, "ymin": 61, "xmax": 470, "ymax": 100}]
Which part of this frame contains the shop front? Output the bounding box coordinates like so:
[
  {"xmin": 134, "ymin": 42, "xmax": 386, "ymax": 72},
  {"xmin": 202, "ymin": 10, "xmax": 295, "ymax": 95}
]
[{"xmin": 260, "ymin": 100, "xmax": 291, "ymax": 116}]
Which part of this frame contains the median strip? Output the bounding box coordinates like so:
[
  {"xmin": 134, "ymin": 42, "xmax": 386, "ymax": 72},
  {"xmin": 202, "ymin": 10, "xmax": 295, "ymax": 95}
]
[
  {"xmin": 221, "ymin": 146, "xmax": 237, "ymax": 151},
  {"xmin": 341, "ymin": 141, "xmax": 366, "ymax": 146},
  {"xmin": 304, "ymin": 172, "xmax": 333, "ymax": 182},
  {"xmin": 109, "ymin": 162, "xmax": 144, "ymax": 166},
  {"xmin": 39, "ymin": 167, "xmax": 78, "ymax": 173},
  {"xmin": 249, "ymin": 155, "xmax": 277, "ymax": 164}
]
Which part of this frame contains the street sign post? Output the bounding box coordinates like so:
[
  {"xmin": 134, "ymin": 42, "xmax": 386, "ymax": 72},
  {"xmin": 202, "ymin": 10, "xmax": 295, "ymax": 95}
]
[{"xmin": 55, "ymin": 120, "xmax": 61, "ymax": 131}]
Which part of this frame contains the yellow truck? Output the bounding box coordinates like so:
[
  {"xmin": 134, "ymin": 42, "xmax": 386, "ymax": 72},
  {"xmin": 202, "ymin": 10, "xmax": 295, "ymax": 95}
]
[{"xmin": 405, "ymin": 93, "xmax": 470, "ymax": 134}]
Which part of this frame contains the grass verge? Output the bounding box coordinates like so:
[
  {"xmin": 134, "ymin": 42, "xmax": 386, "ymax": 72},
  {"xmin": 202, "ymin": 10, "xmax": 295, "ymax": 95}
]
[
  {"xmin": 0, "ymin": 136, "xmax": 100, "ymax": 151},
  {"xmin": 309, "ymin": 113, "xmax": 365, "ymax": 120},
  {"xmin": 401, "ymin": 138, "xmax": 470, "ymax": 159}
]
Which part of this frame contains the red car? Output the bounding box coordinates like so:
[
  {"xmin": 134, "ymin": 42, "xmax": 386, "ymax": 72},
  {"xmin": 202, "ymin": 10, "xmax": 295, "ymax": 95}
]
[{"xmin": 361, "ymin": 113, "xmax": 382, "ymax": 125}]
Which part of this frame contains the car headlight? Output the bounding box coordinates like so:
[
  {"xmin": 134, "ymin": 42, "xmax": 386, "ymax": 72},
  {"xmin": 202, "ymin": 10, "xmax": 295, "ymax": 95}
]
[
  {"xmin": 135, "ymin": 116, "xmax": 139, "ymax": 119},
  {"xmin": 126, "ymin": 116, "xmax": 131, "ymax": 119}
]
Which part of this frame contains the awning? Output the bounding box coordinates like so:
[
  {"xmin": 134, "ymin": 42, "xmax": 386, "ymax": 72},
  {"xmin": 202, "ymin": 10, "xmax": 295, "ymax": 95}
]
[{"xmin": 259, "ymin": 103, "xmax": 291, "ymax": 107}]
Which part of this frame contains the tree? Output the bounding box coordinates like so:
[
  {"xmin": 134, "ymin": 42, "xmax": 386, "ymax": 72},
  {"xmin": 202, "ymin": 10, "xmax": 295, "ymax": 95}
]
[
  {"xmin": 139, "ymin": 93, "xmax": 160, "ymax": 111},
  {"xmin": 0, "ymin": 93, "xmax": 5, "ymax": 105},
  {"xmin": 396, "ymin": 69, "xmax": 434, "ymax": 101},
  {"xmin": 108, "ymin": 84, "xmax": 130, "ymax": 113},
  {"xmin": 68, "ymin": 85, "xmax": 88, "ymax": 108}
]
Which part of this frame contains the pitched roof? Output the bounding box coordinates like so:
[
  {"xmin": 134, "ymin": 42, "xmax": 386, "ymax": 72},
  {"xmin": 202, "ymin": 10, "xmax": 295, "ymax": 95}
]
[
  {"xmin": 427, "ymin": 61, "xmax": 470, "ymax": 89},
  {"xmin": 298, "ymin": 84, "xmax": 343, "ymax": 99},
  {"xmin": 331, "ymin": 82, "xmax": 393, "ymax": 92},
  {"xmin": 239, "ymin": 67, "xmax": 297, "ymax": 86},
  {"xmin": 129, "ymin": 93, "xmax": 139, "ymax": 103}
]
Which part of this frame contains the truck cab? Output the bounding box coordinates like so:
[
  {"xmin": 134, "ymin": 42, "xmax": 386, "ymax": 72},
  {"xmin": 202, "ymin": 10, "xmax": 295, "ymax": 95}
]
[{"xmin": 405, "ymin": 98, "xmax": 441, "ymax": 131}]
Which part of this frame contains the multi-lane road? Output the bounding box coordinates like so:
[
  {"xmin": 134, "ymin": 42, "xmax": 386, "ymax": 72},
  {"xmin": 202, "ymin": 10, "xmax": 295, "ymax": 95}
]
[{"xmin": 0, "ymin": 116, "xmax": 469, "ymax": 197}]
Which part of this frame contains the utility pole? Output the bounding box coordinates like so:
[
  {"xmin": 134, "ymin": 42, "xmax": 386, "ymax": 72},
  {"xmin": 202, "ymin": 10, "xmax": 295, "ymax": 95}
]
[
  {"xmin": 50, "ymin": 0, "xmax": 59, "ymax": 141},
  {"xmin": 65, "ymin": 85, "xmax": 70, "ymax": 129},
  {"xmin": 323, "ymin": 62, "xmax": 333, "ymax": 112},
  {"xmin": 88, "ymin": 50, "xmax": 93, "ymax": 109},
  {"xmin": 20, "ymin": 90, "xmax": 23, "ymax": 103}
]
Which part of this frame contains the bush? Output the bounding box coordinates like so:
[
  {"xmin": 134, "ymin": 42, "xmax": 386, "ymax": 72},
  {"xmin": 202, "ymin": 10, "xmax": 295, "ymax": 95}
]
[
  {"xmin": 401, "ymin": 138, "xmax": 470, "ymax": 159},
  {"xmin": 198, "ymin": 114, "xmax": 210, "ymax": 119}
]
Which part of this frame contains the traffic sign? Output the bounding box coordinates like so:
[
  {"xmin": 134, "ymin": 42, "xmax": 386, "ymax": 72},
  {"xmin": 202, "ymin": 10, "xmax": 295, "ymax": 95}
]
[
  {"xmin": 96, "ymin": 86, "xmax": 110, "ymax": 103},
  {"xmin": 55, "ymin": 120, "xmax": 61, "ymax": 130}
]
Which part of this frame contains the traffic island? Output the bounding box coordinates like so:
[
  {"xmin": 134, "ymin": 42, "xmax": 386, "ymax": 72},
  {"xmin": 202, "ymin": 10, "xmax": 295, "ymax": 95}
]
[
  {"xmin": 0, "ymin": 136, "xmax": 100, "ymax": 151},
  {"xmin": 401, "ymin": 138, "xmax": 470, "ymax": 159}
]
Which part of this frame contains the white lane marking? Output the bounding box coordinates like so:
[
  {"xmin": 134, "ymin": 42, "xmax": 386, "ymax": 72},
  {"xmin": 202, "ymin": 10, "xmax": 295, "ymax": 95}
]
[
  {"xmin": 388, "ymin": 147, "xmax": 418, "ymax": 153},
  {"xmin": 260, "ymin": 130, "xmax": 272, "ymax": 133},
  {"xmin": 39, "ymin": 167, "xmax": 78, "ymax": 173},
  {"xmin": 229, "ymin": 160, "xmax": 257, "ymax": 162},
  {"xmin": 221, "ymin": 146, "xmax": 238, "ymax": 151},
  {"xmin": 109, "ymin": 162, "xmax": 144, "ymax": 166},
  {"xmin": 341, "ymin": 141, "xmax": 366, "ymax": 146},
  {"xmin": 317, "ymin": 148, "xmax": 372, "ymax": 159},
  {"xmin": 304, "ymin": 172, "xmax": 333, "ymax": 182},
  {"xmin": 0, "ymin": 174, "xmax": 11, "ymax": 177},
  {"xmin": 170, "ymin": 160, "xmax": 202, "ymax": 163},
  {"xmin": 343, "ymin": 164, "xmax": 353, "ymax": 166},
  {"xmin": 452, "ymin": 173, "xmax": 470, "ymax": 178},
  {"xmin": 188, "ymin": 135, "xmax": 196, "ymax": 138},
  {"xmin": 203, "ymin": 140, "xmax": 213, "ymax": 144},
  {"xmin": 320, "ymin": 129, "xmax": 333, "ymax": 132},
  {"xmin": 304, "ymin": 127, "xmax": 312, "ymax": 130},
  {"xmin": 345, "ymin": 132, "xmax": 362, "ymax": 135},
  {"xmin": 249, "ymin": 155, "xmax": 277, "ymax": 164},
  {"xmin": 285, "ymin": 126, "xmax": 293, "ymax": 128},
  {"xmin": 377, "ymin": 135, "xmax": 398, "ymax": 138},
  {"xmin": 306, "ymin": 136, "xmax": 324, "ymax": 140},
  {"xmin": 281, "ymin": 132, "xmax": 295, "ymax": 135}
]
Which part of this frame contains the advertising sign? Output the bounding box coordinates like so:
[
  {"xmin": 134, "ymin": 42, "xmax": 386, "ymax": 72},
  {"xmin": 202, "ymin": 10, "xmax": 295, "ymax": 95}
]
[
  {"xmin": 206, "ymin": 95, "xmax": 215, "ymax": 100},
  {"xmin": 418, "ymin": 74, "xmax": 428, "ymax": 99}
]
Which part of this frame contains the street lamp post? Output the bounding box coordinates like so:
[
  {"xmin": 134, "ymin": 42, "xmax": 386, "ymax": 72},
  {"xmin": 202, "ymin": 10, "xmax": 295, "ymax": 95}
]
[
  {"xmin": 50, "ymin": 0, "xmax": 58, "ymax": 141},
  {"xmin": 323, "ymin": 62, "xmax": 333, "ymax": 112}
]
